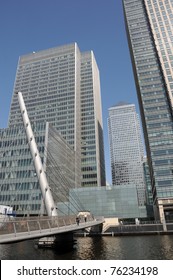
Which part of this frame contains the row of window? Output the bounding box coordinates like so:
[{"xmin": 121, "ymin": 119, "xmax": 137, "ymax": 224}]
[
  {"xmin": 0, "ymin": 170, "xmax": 36, "ymax": 179},
  {"xmin": 82, "ymin": 174, "xmax": 97, "ymax": 179},
  {"xmin": 155, "ymin": 158, "xmax": 173, "ymax": 166},
  {"xmin": 0, "ymin": 193, "xmax": 41, "ymax": 202},
  {"xmin": 0, "ymin": 182, "xmax": 39, "ymax": 191}
]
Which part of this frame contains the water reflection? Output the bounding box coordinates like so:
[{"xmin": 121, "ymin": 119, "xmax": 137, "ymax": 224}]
[
  {"xmin": 159, "ymin": 235, "xmax": 173, "ymax": 260},
  {"xmin": 75, "ymin": 237, "xmax": 108, "ymax": 260},
  {"xmin": 1, "ymin": 235, "xmax": 173, "ymax": 260}
]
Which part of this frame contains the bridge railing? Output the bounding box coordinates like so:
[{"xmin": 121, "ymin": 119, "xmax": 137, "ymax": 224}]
[
  {"xmin": 0, "ymin": 216, "xmax": 80, "ymax": 236},
  {"xmin": 0, "ymin": 215, "xmax": 94, "ymax": 237}
]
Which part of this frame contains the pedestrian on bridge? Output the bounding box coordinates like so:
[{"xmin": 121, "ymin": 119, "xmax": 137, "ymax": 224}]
[{"xmin": 76, "ymin": 216, "xmax": 80, "ymax": 225}]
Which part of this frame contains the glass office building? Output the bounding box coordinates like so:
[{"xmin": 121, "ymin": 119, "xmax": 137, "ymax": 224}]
[
  {"xmin": 0, "ymin": 43, "xmax": 106, "ymax": 215},
  {"xmin": 0, "ymin": 123, "xmax": 77, "ymax": 215},
  {"xmin": 143, "ymin": 156, "xmax": 153, "ymax": 206},
  {"xmin": 81, "ymin": 52, "xmax": 105, "ymax": 186},
  {"xmin": 8, "ymin": 42, "xmax": 105, "ymax": 188},
  {"xmin": 108, "ymin": 103, "xmax": 146, "ymax": 206},
  {"xmin": 123, "ymin": 0, "xmax": 173, "ymax": 221},
  {"xmin": 60, "ymin": 185, "xmax": 147, "ymax": 219}
]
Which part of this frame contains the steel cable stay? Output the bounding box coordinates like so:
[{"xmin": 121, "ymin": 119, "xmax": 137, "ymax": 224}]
[
  {"xmin": 43, "ymin": 146, "xmax": 85, "ymax": 214},
  {"xmin": 40, "ymin": 182, "xmax": 71, "ymax": 217},
  {"xmin": 45, "ymin": 176, "xmax": 79, "ymax": 216},
  {"xmin": 34, "ymin": 123, "xmax": 88, "ymax": 214},
  {"xmin": 42, "ymin": 130, "xmax": 87, "ymax": 212},
  {"xmin": 29, "ymin": 149, "xmax": 82, "ymax": 215},
  {"xmin": 44, "ymin": 143, "xmax": 86, "ymax": 210},
  {"xmin": 46, "ymin": 172, "xmax": 82, "ymax": 215}
]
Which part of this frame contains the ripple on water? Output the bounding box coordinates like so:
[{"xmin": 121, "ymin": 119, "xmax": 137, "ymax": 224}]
[{"xmin": 1, "ymin": 235, "xmax": 173, "ymax": 260}]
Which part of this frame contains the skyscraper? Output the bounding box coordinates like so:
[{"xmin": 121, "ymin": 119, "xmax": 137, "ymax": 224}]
[
  {"xmin": 81, "ymin": 52, "xmax": 105, "ymax": 187},
  {"xmin": 10, "ymin": 43, "xmax": 81, "ymax": 188},
  {"xmin": 108, "ymin": 103, "xmax": 146, "ymax": 205},
  {"xmin": 123, "ymin": 0, "xmax": 173, "ymax": 221},
  {"xmin": 0, "ymin": 43, "xmax": 106, "ymax": 215},
  {"xmin": 9, "ymin": 42, "xmax": 105, "ymax": 188}
]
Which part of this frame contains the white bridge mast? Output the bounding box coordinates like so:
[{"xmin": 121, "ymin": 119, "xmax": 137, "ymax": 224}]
[{"xmin": 16, "ymin": 91, "xmax": 58, "ymax": 216}]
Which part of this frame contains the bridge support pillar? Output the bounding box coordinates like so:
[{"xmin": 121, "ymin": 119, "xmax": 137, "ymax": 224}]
[
  {"xmin": 89, "ymin": 223, "xmax": 103, "ymax": 235},
  {"xmin": 54, "ymin": 232, "xmax": 75, "ymax": 250}
]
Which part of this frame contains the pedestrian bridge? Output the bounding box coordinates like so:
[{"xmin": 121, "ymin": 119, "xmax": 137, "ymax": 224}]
[{"xmin": 0, "ymin": 215, "xmax": 104, "ymax": 244}]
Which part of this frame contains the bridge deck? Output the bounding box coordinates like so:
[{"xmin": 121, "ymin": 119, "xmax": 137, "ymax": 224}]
[{"xmin": 0, "ymin": 216, "xmax": 104, "ymax": 244}]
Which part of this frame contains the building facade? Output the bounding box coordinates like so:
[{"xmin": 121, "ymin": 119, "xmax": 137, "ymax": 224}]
[
  {"xmin": 0, "ymin": 43, "xmax": 106, "ymax": 215},
  {"xmin": 0, "ymin": 122, "xmax": 77, "ymax": 215},
  {"xmin": 81, "ymin": 52, "xmax": 105, "ymax": 186},
  {"xmin": 108, "ymin": 103, "xmax": 146, "ymax": 205},
  {"xmin": 123, "ymin": 0, "xmax": 173, "ymax": 221},
  {"xmin": 8, "ymin": 42, "xmax": 105, "ymax": 188},
  {"xmin": 58, "ymin": 184, "xmax": 147, "ymax": 219},
  {"xmin": 143, "ymin": 156, "xmax": 153, "ymax": 206}
]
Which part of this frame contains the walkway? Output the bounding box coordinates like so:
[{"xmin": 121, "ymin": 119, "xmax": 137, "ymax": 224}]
[
  {"xmin": 103, "ymin": 221, "xmax": 173, "ymax": 235},
  {"xmin": 0, "ymin": 215, "xmax": 104, "ymax": 244}
]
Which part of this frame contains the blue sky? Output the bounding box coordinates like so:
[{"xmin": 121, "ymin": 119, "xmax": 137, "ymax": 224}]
[{"xmin": 0, "ymin": 0, "xmax": 139, "ymax": 184}]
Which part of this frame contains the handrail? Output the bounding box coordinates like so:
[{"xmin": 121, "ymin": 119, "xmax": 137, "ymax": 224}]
[
  {"xmin": 0, "ymin": 215, "xmax": 96, "ymax": 237},
  {"xmin": 0, "ymin": 216, "xmax": 104, "ymax": 244}
]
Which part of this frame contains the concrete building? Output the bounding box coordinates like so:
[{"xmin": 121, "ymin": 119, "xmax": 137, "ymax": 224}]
[
  {"xmin": 108, "ymin": 103, "xmax": 146, "ymax": 206},
  {"xmin": 123, "ymin": 0, "xmax": 173, "ymax": 221}
]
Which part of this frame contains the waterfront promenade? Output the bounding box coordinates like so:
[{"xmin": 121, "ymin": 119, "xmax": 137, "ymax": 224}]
[{"xmin": 100, "ymin": 221, "xmax": 173, "ymax": 236}]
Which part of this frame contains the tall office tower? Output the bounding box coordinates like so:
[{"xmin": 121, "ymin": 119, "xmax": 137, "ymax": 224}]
[
  {"xmin": 108, "ymin": 103, "xmax": 146, "ymax": 205},
  {"xmin": 81, "ymin": 52, "xmax": 105, "ymax": 186},
  {"xmin": 8, "ymin": 42, "xmax": 105, "ymax": 188},
  {"xmin": 123, "ymin": 0, "xmax": 173, "ymax": 221}
]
